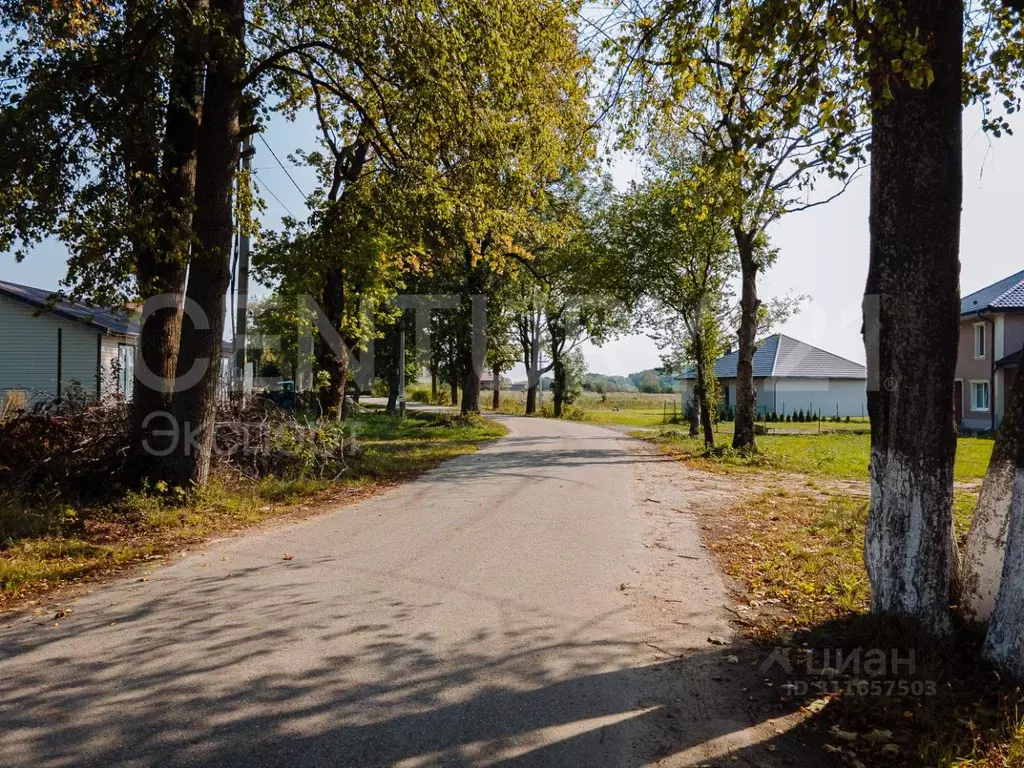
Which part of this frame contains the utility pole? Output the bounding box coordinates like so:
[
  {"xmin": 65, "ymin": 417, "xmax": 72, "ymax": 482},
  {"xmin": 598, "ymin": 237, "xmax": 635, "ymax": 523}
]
[
  {"xmin": 235, "ymin": 136, "xmax": 254, "ymax": 395},
  {"xmin": 398, "ymin": 312, "xmax": 407, "ymax": 420}
]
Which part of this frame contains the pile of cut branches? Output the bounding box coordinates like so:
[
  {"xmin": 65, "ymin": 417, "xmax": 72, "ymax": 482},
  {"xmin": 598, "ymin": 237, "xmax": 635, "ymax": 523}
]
[
  {"xmin": 0, "ymin": 399, "xmax": 131, "ymax": 502},
  {"xmin": 212, "ymin": 399, "xmax": 358, "ymax": 481}
]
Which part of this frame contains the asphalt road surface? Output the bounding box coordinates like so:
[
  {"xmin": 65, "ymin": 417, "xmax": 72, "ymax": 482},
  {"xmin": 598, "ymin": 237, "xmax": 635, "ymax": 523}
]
[{"xmin": 0, "ymin": 416, "xmax": 797, "ymax": 767}]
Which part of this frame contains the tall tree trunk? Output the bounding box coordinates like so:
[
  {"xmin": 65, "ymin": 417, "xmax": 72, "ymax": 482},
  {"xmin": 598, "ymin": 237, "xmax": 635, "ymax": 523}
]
[
  {"xmin": 459, "ymin": 253, "xmax": 485, "ymax": 415},
  {"xmin": 491, "ymin": 363, "xmax": 501, "ymax": 410},
  {"xmin": 130, "ymin": 0, "xmax": 205, "ymax": 462},
  {"xmin": 524, "ymin": 327, "xmax": 541, "ymax": 415},
  {"xmin": 385, "ymin": 338, "xmax": 400, "ymax": 415},
  {"xmin": 732, "ymin": 229, "xmax": 759, "ymax": 451},
  {"xmin": 449, "ymin": 352, "xmax": 459, "ymax": 408},
  {"xmin": 552, "ymin": 357, "xmax": 565, "ymax": 417},
  {"xmin": 316, "ymin": 138, "xmax": 368, "ymax": 421},
  {"xmin": 862, "ymin": 0, "xmax": 963, "ymax": 633},
  {"xmin": 164, "ymin": 0, "xmax": 244, "ymax": 487},
  {"xmin": 983, "ymin": 455, "xmax": 1024, "ymax": 678},
  {"xmin": 430, "ymin": 362, "xmax": 438, "ymax": 402},
  {"xmin": 318, "ymin": 265, "xmax": 346, "ymax": 420},
  {"xmin": 688, "ymin": 389, "xmax": 700, "ymax": 437},
  {"xmin": 965, "ymin": 357, "xmax": 1024, "ymax": 619},
  {"xmin": 695, "ymin": 359, "xmax": 716, "ymax": 449},
  {"xmin": 461, "ymin": 365, "xmax": 481, "ymax": 413}
]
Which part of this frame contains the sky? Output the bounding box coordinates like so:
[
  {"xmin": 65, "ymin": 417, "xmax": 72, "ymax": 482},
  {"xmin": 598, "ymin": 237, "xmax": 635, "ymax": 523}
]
[{"xmin": 2, "ymin": 105, "xmax": 1022, "ymax": 377}]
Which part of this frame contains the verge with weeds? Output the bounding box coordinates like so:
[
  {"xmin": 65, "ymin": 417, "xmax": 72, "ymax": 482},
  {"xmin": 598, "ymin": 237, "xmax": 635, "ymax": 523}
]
[
  {"xmin": 700, "ymin": 485, "xmax": 1023, "ymax": 767},
  {"xmin": 640, "ymin": 428, "xmax": 993, "ymax": 483},
  {"xmin": 0, "ymin": 410, "xmax": 505, "ymax": 609}
]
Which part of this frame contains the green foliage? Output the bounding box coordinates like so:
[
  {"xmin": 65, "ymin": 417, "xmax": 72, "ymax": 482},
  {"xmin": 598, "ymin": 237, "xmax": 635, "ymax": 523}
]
[
  {"xmin": 409, "ymin": 388, "xmax": 432, "ymax": 404},
  {"xmin": 559, "ymin": 404, "xmax": 588, "ymax": 421},
  {"xmin": 638, "ymin": 370, "xmax": 661, "ymax": 394}
]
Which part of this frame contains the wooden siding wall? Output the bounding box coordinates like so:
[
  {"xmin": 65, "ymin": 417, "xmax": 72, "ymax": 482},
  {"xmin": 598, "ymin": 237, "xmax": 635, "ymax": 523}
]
[{"xmin": 1, "ymin": 295, "xmax": 104, "ymax": 403}]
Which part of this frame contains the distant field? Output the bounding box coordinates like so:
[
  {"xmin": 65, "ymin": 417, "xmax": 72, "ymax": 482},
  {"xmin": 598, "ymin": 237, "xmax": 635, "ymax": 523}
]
[
  {"xmin": 644, "ymin": 429, "xmax": 994, "ymax": 483},
  {"xmin": 487, "ymin": 390, "xmax": 994, "ymax": 482}
]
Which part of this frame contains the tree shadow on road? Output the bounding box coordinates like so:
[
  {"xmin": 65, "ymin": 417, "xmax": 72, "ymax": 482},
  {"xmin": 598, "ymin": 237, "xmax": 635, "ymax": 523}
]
[{"xmin": 0, "ymin": 559, "xmax": 836, "ymax": 768}]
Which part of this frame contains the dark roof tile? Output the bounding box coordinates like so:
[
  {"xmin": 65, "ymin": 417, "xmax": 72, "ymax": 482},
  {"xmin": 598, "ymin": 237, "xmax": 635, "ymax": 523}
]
[{"xmin": 681, "ymin": 334, "xmax": 866, "ymax": 380}]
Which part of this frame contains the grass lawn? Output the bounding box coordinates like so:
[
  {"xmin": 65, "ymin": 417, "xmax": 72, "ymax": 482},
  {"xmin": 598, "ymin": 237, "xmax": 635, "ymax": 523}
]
[
  {"xmin": 641, "ymin": 429, "xmax": 994, "ymax": 483},
  {"xmin": 0, "ymin": 411, "xmax": 505, "ymax": 608}
]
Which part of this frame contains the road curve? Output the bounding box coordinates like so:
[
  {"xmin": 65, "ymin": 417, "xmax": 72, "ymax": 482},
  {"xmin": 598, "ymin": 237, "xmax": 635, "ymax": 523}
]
[{"xmin": 0, "ymin": 416, "xmax": 780, "ymax": 767}]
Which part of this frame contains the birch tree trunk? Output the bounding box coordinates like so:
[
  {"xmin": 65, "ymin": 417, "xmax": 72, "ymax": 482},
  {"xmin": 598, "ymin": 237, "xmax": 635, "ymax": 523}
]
[
  {"xmin": 963, "ymin": 355, "xmax": 1024, "ymax": 619},
  {"xmin": 862, "ymin": 0, "xmax": 963, "ymax": 633},
  {"xmin": 491, "ymin": 363, "xmax": 501, "ymax": 410},
  {"xmin": 984, "ymin": 444, "xmax": 1024, "ymax": 677}
]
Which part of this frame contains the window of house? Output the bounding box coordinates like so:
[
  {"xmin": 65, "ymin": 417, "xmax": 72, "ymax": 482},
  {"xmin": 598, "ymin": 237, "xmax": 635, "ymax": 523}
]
[
  {"xmin": 971, "ymin": 381, "xmax": 990, "ymax": 411},
  {"xmin": 974, "ymin": 323, "xmax": 986, "ymax": 359},
  {"xmin": 117, "ymin": 344, "xmax": 135, "ymax": 400}
]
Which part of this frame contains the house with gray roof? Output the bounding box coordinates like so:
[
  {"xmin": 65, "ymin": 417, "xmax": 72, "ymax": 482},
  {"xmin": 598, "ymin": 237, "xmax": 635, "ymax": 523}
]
[
  {"xmin": 0, "ymin": 280, "xmax": 232, "ymax": 405},
  {"xmin": 679, "ymin": 333, "xmax": 867, "ymax": 418},
  {"xmin": 956, "ymin": 268, "xmax": 1024, "ymax": 431}
]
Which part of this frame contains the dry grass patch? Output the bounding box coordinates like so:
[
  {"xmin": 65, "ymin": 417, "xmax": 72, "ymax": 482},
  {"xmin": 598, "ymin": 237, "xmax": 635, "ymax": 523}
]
[
  {"xmin": 701, "ymin": 486, "xmax": 1023, "ymax": 767},
  {"xmin": 1, "ymin": 412, "xmax": 506, "ymax": 610}
]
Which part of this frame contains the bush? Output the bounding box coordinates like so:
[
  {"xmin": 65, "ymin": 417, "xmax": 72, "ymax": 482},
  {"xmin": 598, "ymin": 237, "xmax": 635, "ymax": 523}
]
[
  {"xmin": 845, "ymin": 415, "xmax": 851, "ymax": 423},
  {"xmin": 428, "ymin": 411, "xmax": 486, "ymax": 429},
  {"xmin": 560, "ymin": 405, "xmax": 588, "ymax": 421},
  {"xmin": 410, "ymin": 389, "xmax": 431, "ymax": 404},
  {"xmin": 370, "ymin": 378, "xmax": 390, "ymax": 397}
]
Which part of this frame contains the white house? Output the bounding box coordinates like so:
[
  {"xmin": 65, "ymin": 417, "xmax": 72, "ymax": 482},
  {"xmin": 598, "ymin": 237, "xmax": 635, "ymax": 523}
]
[
  {"xmin": 0, "ymin": 280, "xmax": 232, "ymax": 405},
  {"xmin": 679, "ymin": 333, "xmax": 868, "ymax": 418}
]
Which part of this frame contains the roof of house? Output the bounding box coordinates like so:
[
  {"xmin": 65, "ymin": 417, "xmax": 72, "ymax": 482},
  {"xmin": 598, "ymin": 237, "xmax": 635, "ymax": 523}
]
[
  {"xmin": 962, "ymin": 269, "xmax": 1024, "ymax": 316},
  {"xmin": 0, "ymin": 280, "xmax": 233, "ymax": 354},
  {"xmin": 0, "ymin": 280, "xmax": 139, "ymax": 335},
  {"xmin": 680, "ymin": 334, "xmax": 866, "ymax": 380}
]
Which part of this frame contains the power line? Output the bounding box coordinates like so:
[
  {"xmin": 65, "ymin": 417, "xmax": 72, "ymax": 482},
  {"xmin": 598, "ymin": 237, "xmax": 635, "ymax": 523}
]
[
  {"xmin": 253, "ymin": 170, "xmax": 295, "ymax": 218},
  {"xmin": 257, "ymin": 133, "xmax": 307, "ymax": 200}
]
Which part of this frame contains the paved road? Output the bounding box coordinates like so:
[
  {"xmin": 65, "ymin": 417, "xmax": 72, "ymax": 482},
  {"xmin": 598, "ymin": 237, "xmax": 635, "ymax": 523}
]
[{"xmin": 0, "ymin": 417, "xmax": 786, "ymax": 767}]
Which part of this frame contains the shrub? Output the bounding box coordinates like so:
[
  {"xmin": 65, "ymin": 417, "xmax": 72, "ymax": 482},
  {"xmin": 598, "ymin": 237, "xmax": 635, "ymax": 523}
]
[
  {"xmin": 560, "ymin": 405, "xmax": 588, "ymax": 421},
  {"xmin": 370, "ymin": 378, "xmax": 389, "ymax": 397},
  {"xmin": 845, "ymin": 415, "xmax": 851, "ymax": 423},
  {"xmin": 428, "ymin": 411, "xmax": 486, "ymax": 429},
  {"xmin": 410, "ymin": 389, "xmax": 431, "ymax": 404}
]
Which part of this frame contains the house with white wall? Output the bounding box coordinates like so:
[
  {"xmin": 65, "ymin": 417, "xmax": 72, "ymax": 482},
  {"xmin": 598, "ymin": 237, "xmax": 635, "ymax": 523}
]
[
  {"xmin": 0, "ymin": 280, "xmax": 232, "ymax": 405},
  {"xmin": 679, "ymin": 333, "xmax": 868, "ymax": 418}
]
